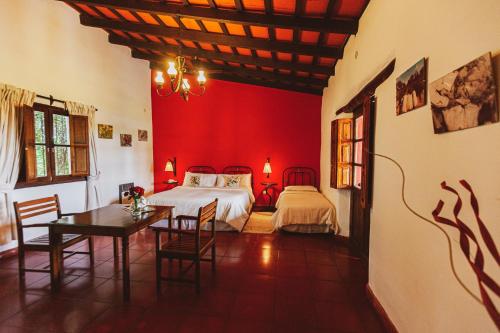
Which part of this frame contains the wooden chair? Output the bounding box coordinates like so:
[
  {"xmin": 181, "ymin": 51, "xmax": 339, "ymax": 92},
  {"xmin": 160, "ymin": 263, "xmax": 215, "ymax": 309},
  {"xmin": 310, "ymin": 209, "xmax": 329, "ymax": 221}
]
[
  {"xmin": 13, "ymin": 194, "xmax": 94, "ymax": 281},
  {"xmin": 149, "ymin": 199, "xmax": 218, "ymax": 294},
  {"xmin": 118, "ymin": 182, "xmax": 134, "ymax": 204}
]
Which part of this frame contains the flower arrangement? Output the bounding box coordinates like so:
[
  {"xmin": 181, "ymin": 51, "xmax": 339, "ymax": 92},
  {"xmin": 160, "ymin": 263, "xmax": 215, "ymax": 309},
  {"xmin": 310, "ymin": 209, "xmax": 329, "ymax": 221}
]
[{"xmin": 128, "ymin": 186, "xmax": 145, "ymax": 215}]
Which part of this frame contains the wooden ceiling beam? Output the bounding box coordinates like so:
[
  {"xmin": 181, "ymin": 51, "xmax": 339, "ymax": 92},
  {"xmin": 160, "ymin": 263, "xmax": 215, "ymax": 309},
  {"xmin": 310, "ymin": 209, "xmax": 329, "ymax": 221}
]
[
  {"xmin": 64, "ymin": 0, "xmax": 358, "ymax": 34},
  {"xmin": 149, "ymin": 62, "xmax": 322, "ymax": 95},
  {"xmin": 264, "ymin": 0, "xmax": 273, "ymax": 14},
  {"xmin": 134, "ymin": 51, "xmax": 327, "ymax": 87},
  {"xmin": 209, "ymin": 73, "xmax": 323, "ymax": 96},
  {"xmin": 80, "ymin": 15, "xmax": 343, "ymax": 58},
  {"xmin": 109, "ymin": 35, "xmax": 332, "ymax": 75}
]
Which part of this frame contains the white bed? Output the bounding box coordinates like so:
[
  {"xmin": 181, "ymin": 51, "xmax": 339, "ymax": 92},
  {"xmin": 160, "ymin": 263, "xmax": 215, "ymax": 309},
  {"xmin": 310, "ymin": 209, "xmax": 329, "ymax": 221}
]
[
  {"xmin": 271, "ymin": 167, "xmax": 337, "ymax": 233},
  {"xmin": 146, "ymin": 166, "xmax": 255, "ymax": 232}
]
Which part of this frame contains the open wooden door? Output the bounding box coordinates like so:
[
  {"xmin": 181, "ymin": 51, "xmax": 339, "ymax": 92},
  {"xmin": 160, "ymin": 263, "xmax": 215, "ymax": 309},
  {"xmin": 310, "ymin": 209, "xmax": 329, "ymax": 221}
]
[{"xmin": 349, "ymin": 96, "xmax": 376, "ymax": 260}]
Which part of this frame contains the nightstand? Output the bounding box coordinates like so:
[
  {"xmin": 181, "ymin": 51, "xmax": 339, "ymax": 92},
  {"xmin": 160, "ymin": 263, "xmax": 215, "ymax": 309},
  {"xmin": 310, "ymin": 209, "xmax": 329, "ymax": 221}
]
[{"xmin": 260, "ymin": 181, "xmax": 277, "ymax": 211}]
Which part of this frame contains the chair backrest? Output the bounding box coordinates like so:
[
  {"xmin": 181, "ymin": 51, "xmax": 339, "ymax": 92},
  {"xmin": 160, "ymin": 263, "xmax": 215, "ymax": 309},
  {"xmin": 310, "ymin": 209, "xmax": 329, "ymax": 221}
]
[
  {"xmin": 13, "ymin": 195, "xmax": 62, "ymax": 244},
  {"xmin": 119, "ymin": 183, "xmax": 134, "ymax": 204},
  {"xmin": 195, "ymin": 199, "xmax": 218, "ymax": 237}
]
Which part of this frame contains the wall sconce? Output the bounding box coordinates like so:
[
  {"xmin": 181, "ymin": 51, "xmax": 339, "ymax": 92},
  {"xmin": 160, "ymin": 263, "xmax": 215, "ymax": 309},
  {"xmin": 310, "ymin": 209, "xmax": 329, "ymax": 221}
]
[
  {"xmin": 165, "ymin": 157, "xmax": 177, "ymax": 177},
  {"xmin": 263, "ymin": 157, "xmax": 272, "ymax": 178}
]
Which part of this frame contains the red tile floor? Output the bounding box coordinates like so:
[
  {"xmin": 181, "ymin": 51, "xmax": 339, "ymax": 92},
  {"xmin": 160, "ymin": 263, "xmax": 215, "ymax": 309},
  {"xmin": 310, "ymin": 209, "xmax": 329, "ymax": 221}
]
[{"xmin": 0, "ymin": 231, "xmax": 386, "ymax": 333}]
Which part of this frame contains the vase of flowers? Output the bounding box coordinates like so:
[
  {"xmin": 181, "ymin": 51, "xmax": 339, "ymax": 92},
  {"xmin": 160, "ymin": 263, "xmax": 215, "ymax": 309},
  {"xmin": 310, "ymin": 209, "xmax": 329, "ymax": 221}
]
[{"xmin": 128, "ymin": 186, "xmax": 145, "ymax": 216}]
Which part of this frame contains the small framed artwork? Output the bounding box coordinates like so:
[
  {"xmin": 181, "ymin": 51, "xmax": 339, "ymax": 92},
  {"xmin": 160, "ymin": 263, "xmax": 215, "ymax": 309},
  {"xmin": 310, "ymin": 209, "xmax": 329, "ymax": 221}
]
[
  {"xmin": 430, "ymin": 52, "xmax": 498, "ymax": 134},
  {"xmin": 138, "ymin": 129, "xmax": 148, "ymax": 142},
  {"xmin": 98, "ymin": 124, "xmax": 113, "ymax": 139},
  {"xmin": 396, "ymin": 58, "xmax": 427, "ymax": 115},
  {"xmin": 120, "ymin": 134, "xmax": 132, "ymax": 147}
]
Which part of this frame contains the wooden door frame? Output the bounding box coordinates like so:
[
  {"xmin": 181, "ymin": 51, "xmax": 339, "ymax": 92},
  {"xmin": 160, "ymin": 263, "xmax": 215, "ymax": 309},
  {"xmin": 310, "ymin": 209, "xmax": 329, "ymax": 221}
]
[
  {"xmin": 349, "ymin": 96, "xmax": 376, "ymax": 260},
  {"xmin": 333, "ymin": 59, "xmax": 395, "ymax": 260}
]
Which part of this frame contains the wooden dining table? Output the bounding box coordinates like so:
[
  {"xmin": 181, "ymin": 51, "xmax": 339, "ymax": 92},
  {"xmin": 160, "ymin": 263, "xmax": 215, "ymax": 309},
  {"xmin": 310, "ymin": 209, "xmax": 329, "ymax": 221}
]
[{"xmin": 48, "ymin": 204, "xmax": 173, "ymax": 301}]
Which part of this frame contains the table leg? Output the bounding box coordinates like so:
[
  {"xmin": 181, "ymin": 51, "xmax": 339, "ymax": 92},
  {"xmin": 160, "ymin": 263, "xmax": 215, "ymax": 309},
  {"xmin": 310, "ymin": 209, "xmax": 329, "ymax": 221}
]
[
  {"xmin": 155, "ymin": 231, "xmax": 161, "ymax": 294},
  {"xmin": 49, "ymin": 229, "xmax": 63, "ymax": 292},
  {"xmin": 113, "ymin": 237, "xmax": 119, "ymax": 259},
  {"xmin": 121, "ymin": 236, "xmax": 130, "ymax": 302}
]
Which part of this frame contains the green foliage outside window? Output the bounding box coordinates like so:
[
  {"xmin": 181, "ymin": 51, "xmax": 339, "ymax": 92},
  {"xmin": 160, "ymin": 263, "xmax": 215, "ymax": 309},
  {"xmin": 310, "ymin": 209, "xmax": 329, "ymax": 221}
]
[
  {"xmin": 34, "ymin": 111, "xmax": 47, "ymax": 177},
  {"xmin": 33, "ymin": 111, "xmax": 71, "ymax": 178},
  {"xmin": 53, "ymin": 114, "xmax": 71, "ymax": 176}
]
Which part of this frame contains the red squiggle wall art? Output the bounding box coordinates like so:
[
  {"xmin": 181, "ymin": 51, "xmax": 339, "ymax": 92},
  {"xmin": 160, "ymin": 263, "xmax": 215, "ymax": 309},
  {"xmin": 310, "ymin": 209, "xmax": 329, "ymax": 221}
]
[
  {"xmin": 370, "ymin": 151, "xmax": 499, "ymax": 329},
  {"xmin": 432, "ymin": 180, "xmax": 500, "ymax": 330}
]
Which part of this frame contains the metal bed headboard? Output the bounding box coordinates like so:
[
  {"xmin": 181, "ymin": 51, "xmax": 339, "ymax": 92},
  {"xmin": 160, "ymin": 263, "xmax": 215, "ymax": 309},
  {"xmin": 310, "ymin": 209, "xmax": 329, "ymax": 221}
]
[
  {"xmin": 282, "ymin": 167, "xmax": 317, "ymax": 190},
  {"xmin": 222, "ymin": 166, "xmax": 254, "ymax": 191},
  {"xmin": 186, "ymin": 166, "xmax": 217, "ymax": 174}
]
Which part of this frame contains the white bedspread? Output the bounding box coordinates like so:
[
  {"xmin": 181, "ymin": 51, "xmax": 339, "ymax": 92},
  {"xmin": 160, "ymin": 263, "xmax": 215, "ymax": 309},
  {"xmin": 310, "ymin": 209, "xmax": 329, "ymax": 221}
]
[
  {"xmin": 271, "ymin": 190, "xmax": 337, "ymax": 232},
  {"xmin": 146, "ymin": 186, "xmax": 255, "ymax": 232}
]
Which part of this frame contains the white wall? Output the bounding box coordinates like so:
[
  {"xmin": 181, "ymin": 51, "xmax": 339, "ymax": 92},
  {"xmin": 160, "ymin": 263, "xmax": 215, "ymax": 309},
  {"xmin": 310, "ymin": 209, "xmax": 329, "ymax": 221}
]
[
  {"xmin": 321, "ymin": 0, "xmax": 500, "ymax": 332},
  {"xmin": 0, "ymin": 0, "xmax": 153, "ymax": 250}
]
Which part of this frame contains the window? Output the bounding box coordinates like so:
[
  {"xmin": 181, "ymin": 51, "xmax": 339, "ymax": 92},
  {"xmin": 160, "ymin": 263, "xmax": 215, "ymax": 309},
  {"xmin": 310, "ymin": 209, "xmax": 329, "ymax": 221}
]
[
  {"xmin": 17, "ymin": 103, "xmax": 89, "ymax": 187},
  {"xmin": 330, "ymin": 118, "xmax": 353, "ymax": 189},
  {"xmin": 330, "ymin": 96, "xmax": 375, "ymax": 208},
  {"xmin": 353, "ymin": 114, "xmax": 364, "ymax": 189}
]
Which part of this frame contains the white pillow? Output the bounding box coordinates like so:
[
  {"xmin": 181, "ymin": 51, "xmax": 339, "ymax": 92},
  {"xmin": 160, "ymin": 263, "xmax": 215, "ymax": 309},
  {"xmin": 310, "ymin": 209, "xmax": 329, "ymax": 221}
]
[
  {"xmin": 284, "ymin": 185, "xmax": 318, "ymax": 192},
  {"xmin": 183, "ymin": 172, "xmax": 217, "ymax": 187},
  {"xmin": 223, "ymin": 175, "xmax": 242, "ymax": 188},
  {"xmin": 216, "ymin": 173, "xmax": 252, "ymax": 190}
]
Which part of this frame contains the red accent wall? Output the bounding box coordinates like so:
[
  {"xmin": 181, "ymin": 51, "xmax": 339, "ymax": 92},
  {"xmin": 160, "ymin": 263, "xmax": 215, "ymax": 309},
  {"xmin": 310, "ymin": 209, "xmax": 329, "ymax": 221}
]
[{"xmin": 152, "ymin": 76, "xmax": 322, "ymax": 205}]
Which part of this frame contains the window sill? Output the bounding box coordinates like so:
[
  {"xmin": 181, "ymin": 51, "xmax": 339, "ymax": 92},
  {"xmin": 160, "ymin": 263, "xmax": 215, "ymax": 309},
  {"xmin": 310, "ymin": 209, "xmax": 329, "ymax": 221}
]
[{"xmin": 15, "ymin": 177, "xmax": 87, "ymax": 189}]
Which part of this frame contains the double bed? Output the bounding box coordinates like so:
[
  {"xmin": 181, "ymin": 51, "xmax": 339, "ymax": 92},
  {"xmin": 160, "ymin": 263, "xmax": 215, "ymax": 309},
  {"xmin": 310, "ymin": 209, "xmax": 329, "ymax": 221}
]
[
  {"xmin": 272, "ymin": 167, "xmax": 338, "ymax": 233},
  {"xmin": 146, "ymin": 166, "xmax": 254, "ymax": 232}
]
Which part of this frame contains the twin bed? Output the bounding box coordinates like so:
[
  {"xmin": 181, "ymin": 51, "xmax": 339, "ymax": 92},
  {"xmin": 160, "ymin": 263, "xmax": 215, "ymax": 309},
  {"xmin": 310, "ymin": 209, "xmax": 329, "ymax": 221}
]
[
  {"xmin": 146, "ymin": 165, "xmax": 337, "ymax": 233},
  {"xmin": 271, "ymin": 167, "xmax": 338, "ymax": 233}
]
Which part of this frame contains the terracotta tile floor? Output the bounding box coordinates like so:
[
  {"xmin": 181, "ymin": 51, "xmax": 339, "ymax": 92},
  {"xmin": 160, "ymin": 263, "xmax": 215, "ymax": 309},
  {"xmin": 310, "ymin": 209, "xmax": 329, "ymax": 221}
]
[{"xmin": 0, "ymin": 231, "xmax": 386, "ymax": 333}]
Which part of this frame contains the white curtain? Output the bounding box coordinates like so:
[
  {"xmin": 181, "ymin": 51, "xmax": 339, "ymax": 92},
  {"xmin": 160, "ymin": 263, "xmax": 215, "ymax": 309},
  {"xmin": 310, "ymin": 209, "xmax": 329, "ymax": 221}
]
[
  {"xmin": 65, "ymin": 101, "xmax": 101, "ymax": 211},
  {"xmin": 0, "ymin": 84, "xmax": 36, "ymax": 245}
]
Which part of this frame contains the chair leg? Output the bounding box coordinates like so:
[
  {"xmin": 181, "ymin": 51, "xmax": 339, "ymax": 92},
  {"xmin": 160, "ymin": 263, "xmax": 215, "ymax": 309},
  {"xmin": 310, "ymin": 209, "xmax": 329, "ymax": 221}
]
[
  {"xmin": 195, "ymin": 259, "xmax": 201, "ymax": 294},
  {"xmin": 156, "ymin": 256, "xmax": 162, "ymax": 295},
  {"xmin": 211, "ymin": 245, "xmax": 216, "ymax": 273},
  {"xmin": 18, "ymin": 248, "xmax": 26, "ymax": 282},
  {"xmin": 88, "ymin": 237, "xmax": 94, "ymax": 265}
]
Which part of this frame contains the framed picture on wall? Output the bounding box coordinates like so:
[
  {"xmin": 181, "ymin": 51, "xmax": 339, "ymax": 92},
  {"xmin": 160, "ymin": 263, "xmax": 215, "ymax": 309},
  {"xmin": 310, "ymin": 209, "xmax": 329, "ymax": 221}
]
[
  {"xmin": 120, "ymin": 134, "xmax": 132, "ymax": 147},
  {"xmin": 430, "ymin": 52, "xmax": 498, "ymax": 133},
  {"xmin": 98, "ymin": 124, "xmax": 113, "ymax": 139},
  {"xmin": 396, "ymin": 58, "xmax": 428, "ymax": 115},
  {"xmin": 138, "ymin": 129, "xmax": 148, "ymax": 141}
]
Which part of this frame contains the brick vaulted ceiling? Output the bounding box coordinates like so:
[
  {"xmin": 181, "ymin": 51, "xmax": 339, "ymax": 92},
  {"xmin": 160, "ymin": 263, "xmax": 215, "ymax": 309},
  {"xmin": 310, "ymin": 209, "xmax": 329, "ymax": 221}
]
[{"xmin": 63, "ymin": 0, "xmax": 370, "ymax": 95}]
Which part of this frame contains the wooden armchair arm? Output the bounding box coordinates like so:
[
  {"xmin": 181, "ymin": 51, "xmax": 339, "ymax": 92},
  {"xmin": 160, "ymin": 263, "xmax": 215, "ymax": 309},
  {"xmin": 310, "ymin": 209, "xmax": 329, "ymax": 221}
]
[
  {"xmin": 60, "ymin": 213, "xmax": 77, "ymax": 217},
  {"xmin": 148, "ymin": 225, "xmax": 195, "ymax": 236},
  {"xmin": 176, "ymin": 215, "xmax": 198, "ymax": 221},
  {"xmin": 148, "ymin": 220, "xmax": 172, "ymax": 232},
  {"xmin": 149, "ymin": 225, "xmax": 176, "ymax": 232},
  {"xmin": 22, "ymin": 223, "xmax": 51, "ymax": 228},
  {"xmin": 148, "ymin": 220, "xmax": 194, "ymax": 233}
]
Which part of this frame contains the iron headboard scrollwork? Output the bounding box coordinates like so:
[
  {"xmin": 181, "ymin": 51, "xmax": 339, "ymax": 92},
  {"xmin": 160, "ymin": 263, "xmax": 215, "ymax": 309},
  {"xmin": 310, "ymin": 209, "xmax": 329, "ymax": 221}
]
[
  {"xmin": 186, "ymin": 166, "xmax": 217, "ymax": 174},
  {"xmin": 282, "ymin": 167, "xmax": 317, "ymax": 190}
]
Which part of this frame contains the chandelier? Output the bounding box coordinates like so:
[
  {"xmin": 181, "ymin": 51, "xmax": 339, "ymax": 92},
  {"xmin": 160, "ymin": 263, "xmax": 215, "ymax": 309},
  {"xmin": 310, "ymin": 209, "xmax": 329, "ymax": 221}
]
[{"xmin": 153, "ymin": 56, "xmax": 207, "ymax": 101}]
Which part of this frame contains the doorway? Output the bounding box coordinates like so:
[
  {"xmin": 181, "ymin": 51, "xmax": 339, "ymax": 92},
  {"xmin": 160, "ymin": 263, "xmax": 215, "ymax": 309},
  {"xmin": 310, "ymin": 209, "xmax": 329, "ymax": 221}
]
[{"xmin": 349, "ymin": 96, "xmax": 376, "ymax": 260}]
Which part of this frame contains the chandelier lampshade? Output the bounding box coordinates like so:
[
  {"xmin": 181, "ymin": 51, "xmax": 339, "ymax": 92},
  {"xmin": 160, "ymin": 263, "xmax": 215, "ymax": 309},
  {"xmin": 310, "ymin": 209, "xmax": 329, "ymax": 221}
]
[{"xmin": 153, "ymin": 56, "xmax": 207, "ymax": 101}]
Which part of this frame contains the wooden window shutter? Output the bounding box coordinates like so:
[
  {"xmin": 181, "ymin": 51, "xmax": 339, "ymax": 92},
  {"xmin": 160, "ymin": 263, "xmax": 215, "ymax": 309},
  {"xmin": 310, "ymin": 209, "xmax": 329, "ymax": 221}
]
[
  {"xmin": 69, "ymin": 115, "xmax": 90, "ymax": 176},
  {"xmin": 330, "ymin": 120, "xmax": 338, "ymax": 188},
  {"xmin": 360, "ymin": 96, "xmax": 376, "ymax": 209},
  {"xmin": 22, "ymin": 106, "xmax": 37, "ymax": 182},
  {"xmin": 331, "ymin": 118, "xmax": 353, "ymax": 189}
]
